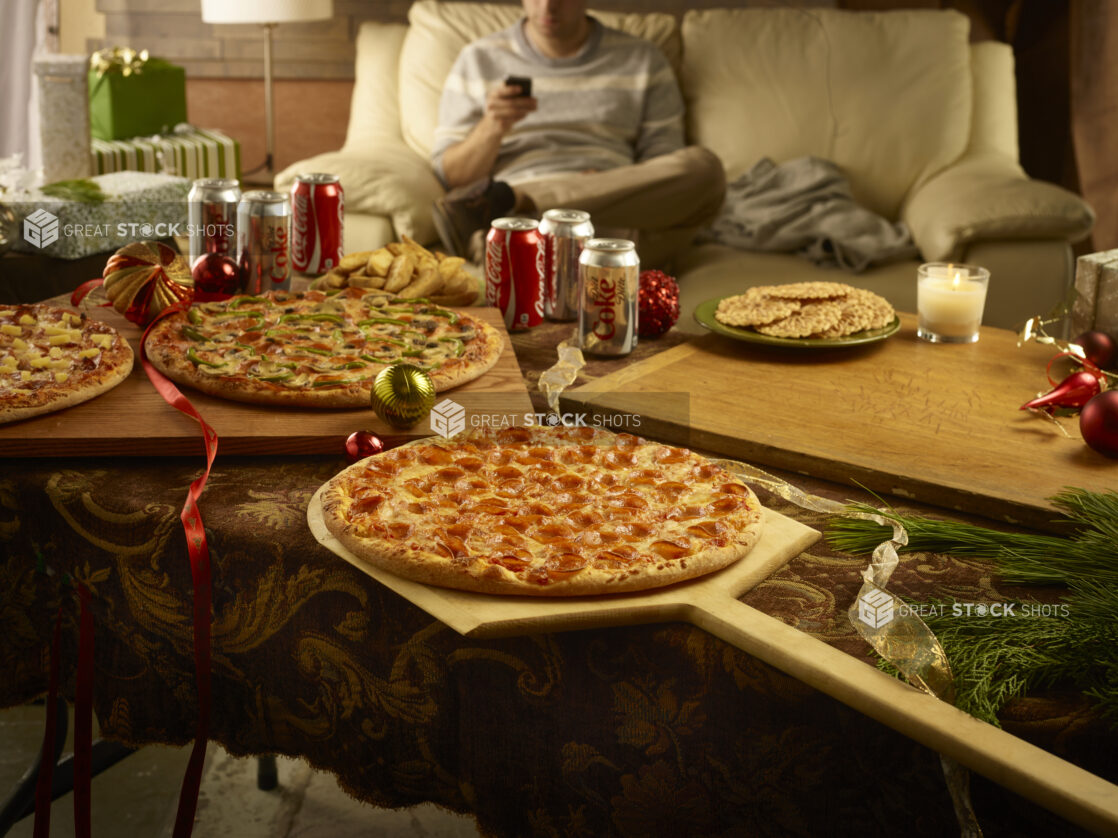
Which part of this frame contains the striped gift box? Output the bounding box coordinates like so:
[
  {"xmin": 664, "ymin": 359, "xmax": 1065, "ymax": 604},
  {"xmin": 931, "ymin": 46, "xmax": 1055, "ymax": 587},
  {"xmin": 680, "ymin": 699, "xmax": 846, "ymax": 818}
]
[{"xmin": 91, "ymin": 128, "xmax": 241, "ymax": 180}]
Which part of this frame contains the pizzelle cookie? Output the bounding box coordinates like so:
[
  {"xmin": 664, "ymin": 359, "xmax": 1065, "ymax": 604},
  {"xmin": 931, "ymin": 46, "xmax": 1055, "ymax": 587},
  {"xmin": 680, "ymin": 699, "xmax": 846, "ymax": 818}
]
[{"xmin": 714, "ymin": 282, "xmax": 895, "ymax": 339}]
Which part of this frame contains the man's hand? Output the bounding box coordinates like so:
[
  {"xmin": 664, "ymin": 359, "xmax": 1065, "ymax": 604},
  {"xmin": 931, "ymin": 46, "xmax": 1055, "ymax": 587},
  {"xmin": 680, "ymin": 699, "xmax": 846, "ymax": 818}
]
[
  {"xmin": 441, "ymin": 83, "xmax": 537, "ymax": 188},
  {"xmin": 481, "ymin": 82, "xmax": 537, "ymax": 136}
]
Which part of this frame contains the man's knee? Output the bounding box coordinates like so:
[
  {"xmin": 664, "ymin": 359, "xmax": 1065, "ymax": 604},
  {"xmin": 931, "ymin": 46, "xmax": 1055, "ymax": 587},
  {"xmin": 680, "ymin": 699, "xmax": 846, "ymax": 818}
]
[{"xmin": 682, "ymin": 145, "xmax": 726, "ymax": 204}]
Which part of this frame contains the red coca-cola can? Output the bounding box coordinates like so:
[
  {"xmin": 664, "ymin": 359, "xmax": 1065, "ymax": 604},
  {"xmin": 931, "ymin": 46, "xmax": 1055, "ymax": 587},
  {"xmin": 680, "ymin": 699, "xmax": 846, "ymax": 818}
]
[
  {"xmin": 291, "ymin": 172, "xmax": 344, "ymax": 275},
  {"xmin": 485, "ymin": 217, "xmax": 545, "ymax": 331}
]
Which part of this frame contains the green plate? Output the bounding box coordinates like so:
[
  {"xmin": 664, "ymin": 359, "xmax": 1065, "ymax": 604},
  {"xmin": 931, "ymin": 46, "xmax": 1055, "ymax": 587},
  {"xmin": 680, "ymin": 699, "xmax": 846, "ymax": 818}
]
[{"xmin": 693, "ymin": 296, "xmax": 901, "ymax": 349}]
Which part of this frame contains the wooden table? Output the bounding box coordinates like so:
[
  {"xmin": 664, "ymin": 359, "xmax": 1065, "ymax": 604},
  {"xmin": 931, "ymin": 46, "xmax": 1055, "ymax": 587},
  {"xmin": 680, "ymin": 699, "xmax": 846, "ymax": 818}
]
[
  {"xmin": 3, "ymin": 303, "xmax": 1117, "ymax": 837},
  {"xmin": 562, "ymin": 312, "xmax": 1115, "ymax": 531},
  {"xmin": 0, "ymin": 300, "xmax": 533, "ymax": 457}
]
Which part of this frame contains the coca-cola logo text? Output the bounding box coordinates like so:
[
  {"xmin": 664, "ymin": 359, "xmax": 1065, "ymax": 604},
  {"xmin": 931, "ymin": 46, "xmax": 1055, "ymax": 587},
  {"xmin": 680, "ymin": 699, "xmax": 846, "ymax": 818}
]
[{"xmin": 292, "ymin": 191, "xmax": 311, "ymax": 268}]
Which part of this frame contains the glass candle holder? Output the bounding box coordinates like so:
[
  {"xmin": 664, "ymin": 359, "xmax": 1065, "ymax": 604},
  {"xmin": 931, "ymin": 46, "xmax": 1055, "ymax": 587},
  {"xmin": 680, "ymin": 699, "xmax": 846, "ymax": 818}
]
[{"xmin": 916, "ymin": 262, "xmax": 990, "ymax": 344}]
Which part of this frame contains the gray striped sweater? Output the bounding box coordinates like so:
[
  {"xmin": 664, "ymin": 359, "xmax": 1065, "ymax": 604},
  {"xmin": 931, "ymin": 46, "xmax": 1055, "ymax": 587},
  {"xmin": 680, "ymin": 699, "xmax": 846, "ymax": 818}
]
[{"xmin": 431, "ymin": 17, "xmax": 684, "ymax": 187}]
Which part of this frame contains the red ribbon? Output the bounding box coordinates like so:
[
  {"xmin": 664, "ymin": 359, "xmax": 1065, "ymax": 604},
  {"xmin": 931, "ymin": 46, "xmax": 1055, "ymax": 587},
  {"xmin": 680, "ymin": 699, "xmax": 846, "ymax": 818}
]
[
  {"xmin": 140, "ymin": 304, "xmax": 219, "ymax": 838},
  {"xmin": 33, "ymin": 607, "xmax": 64, "ymax": 838},
  {"xmin": 1046, "ymin": 350, "xmax": 1103, "ymax": 387},
  {"xmin": 70, "ymin": 278, "xmax": 106, "ymax": 308}
]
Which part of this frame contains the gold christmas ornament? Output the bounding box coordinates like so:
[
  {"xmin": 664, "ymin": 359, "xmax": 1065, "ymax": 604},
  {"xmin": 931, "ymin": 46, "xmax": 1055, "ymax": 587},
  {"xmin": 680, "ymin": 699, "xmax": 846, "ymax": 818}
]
[
  {"xmin": 102, "ymin": 240, "xmax": 193, "ymax": 325},
  {"xmin": 370, "ymin": 364, "xmax": 436, "ymax": 428}
]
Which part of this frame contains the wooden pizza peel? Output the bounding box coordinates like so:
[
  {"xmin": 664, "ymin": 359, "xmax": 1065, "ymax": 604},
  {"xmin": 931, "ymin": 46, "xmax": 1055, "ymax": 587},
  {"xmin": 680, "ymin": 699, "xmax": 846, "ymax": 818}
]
[{"xmin": 308, "ymin": 485, "xmax": 1118, "ymax": 836}]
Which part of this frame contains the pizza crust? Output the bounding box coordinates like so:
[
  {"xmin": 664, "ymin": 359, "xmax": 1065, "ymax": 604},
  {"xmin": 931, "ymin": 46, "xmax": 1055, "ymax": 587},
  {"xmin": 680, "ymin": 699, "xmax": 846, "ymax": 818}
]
[{"xmin": 319, "ymin": 427, "xmax": 766, "ymax": 597}]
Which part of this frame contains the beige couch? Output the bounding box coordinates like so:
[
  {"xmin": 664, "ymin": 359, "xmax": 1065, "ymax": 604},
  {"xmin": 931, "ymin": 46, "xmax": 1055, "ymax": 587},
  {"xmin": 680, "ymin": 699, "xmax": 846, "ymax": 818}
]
[{"xmin": 276, "ymin": 1, "xmax": 1095, "ymax": 333}]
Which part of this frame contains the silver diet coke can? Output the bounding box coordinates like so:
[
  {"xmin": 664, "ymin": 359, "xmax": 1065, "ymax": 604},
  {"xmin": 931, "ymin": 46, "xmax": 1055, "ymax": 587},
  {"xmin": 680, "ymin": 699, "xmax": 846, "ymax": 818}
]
[
  {"xmin": 538, "ymin": 208, "xmax": 593, "ymax": 321},
  {"xmin": 187, "ymin": 178, "xmax": 240, "ymax": 267},
  {"xmin": 237, "ymin": 190, "xmax": 291, "ymax": 294},
  {"xmin": 578, "ymin": 238, "xmax": 639, "ymax": 355}
]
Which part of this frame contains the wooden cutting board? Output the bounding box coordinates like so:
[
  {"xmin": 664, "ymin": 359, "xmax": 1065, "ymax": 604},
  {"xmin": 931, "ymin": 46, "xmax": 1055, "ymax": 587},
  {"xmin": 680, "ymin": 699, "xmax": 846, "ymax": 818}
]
[
  {"xmin": 0, "ymin": 304, "xmax": 532, "ymax": 458},
  {"xmin": 307, "ymin": 485, "xmax": 1118, "ymax": 836},
  {"xmin": 562, "ymin": 312, "xmax": 1116, "ymax": 531}
]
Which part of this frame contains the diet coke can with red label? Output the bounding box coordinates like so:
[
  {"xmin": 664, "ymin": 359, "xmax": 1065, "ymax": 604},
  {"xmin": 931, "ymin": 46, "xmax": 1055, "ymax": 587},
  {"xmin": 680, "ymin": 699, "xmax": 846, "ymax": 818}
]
[
  {"xmin": 237, "ymin": 190, "xmax": 292, "ymax": 294},
  {"xmin": 538, "ymin": 208, "xmax": 593, "ymax": 321},
  {"xmin": 187, "ymin": 178, "xmax": 240, "ymax": 268},
  {"xmin": 485, "ymin": 217, "xmax": 545, "ymax": 331},
  {"xmin": 291, "ymin": 172, "xmax": 344, "ymax": 275},
  {"xmin": 577, "ymin": 238, "xmax": 639, "ymax": 355}
]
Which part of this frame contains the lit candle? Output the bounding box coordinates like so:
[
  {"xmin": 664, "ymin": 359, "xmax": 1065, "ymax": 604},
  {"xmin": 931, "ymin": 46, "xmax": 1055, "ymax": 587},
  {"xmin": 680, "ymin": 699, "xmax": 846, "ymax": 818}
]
[{"xmin": 916, "ymin": 262, "xmax": 990, "ymax": 343}]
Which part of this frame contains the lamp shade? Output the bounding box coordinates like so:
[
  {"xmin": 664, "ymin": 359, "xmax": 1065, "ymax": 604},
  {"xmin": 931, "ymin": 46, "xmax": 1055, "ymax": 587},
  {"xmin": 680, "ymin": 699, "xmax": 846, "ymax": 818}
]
[{"xmin": 201, "ymin": 0, "xmax": 333, "ymax": 24}]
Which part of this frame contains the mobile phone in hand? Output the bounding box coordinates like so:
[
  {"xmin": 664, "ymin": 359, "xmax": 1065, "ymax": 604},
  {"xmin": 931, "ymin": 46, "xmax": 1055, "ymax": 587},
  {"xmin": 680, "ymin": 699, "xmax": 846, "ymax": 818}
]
[{"xmin": 505, "ymin": 75, "xmax": 532, "ymax": 98}]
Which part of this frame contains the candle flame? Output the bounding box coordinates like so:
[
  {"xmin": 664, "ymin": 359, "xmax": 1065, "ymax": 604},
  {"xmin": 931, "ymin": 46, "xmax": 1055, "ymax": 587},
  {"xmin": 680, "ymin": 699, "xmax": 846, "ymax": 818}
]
[{"xmin": 951, "ymin": 269, "xmax": 962, "ymax": 289}]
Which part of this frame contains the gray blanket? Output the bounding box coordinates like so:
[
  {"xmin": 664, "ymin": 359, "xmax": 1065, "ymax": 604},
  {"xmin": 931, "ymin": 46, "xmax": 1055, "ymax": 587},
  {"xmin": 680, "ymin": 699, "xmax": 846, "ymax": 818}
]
[{"xmin": 700, "ymin": 156, "xmax": 919, "ymax": 272}]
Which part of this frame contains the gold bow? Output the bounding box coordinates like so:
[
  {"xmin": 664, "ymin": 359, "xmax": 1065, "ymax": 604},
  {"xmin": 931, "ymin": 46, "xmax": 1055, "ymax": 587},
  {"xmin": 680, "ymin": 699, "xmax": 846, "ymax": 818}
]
[{"xmin": 89, "ymin": 46, "xmax": 150, "ymax": 78}]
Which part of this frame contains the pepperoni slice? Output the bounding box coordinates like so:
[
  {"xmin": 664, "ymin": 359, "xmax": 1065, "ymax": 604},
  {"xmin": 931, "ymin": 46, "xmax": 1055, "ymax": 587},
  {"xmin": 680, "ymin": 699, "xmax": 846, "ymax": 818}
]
[
  {"xmin": 546, "ymin": 553, "xmax": 588, "ymax": 581},
  {"xmin": 350, "ymin": 495, "xmax": 383, "ymax": 515},
  {"xmin": 687, "ymin": 521, "xmax": 726, "ymax": 538},
  {"xmin": 650, "ymin": 541, "xmax": 690, "ymax": 560},
  {"xmin": 419, "ymin": 447, "xmax": 454, "ymax": 465},
  {"xmin": 707, "ymin": 497, "xmax": 747, "ymax": 515}
]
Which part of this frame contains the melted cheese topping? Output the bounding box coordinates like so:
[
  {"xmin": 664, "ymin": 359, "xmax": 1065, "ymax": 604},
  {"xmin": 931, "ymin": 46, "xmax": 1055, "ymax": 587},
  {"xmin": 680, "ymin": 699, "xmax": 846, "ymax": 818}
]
[
  {"xmin": 178, "ymin": 288, "xmax": 481, "ymax": 390},
  {"xmin": 0, "ymin": 305, "xmax": 110, "ymax": 398},
  {"xmin": 335, "ymin": 426, "xmax": 759, "ymax": 587}
]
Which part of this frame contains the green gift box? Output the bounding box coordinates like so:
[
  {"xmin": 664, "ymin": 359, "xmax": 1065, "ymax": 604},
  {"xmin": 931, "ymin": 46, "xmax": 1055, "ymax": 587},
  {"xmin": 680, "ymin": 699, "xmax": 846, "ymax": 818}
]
[{"xmin": 88, "ymin": 52, "xmax": 187, "ymax": 141}]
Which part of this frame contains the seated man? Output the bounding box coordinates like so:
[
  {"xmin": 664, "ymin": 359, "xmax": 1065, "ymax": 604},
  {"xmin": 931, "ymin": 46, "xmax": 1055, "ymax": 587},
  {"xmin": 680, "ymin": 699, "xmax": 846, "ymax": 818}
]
[{"xmin": 430, "ymin": 0, "xmax": 726, "ymax": 268}]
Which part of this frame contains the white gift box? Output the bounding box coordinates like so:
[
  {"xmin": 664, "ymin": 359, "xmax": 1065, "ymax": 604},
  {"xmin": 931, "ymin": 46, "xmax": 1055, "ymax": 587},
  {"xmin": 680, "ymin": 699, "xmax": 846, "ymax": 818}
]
[
  {"xmin": 10, "ymin": 171, "xmax": 189, "ymax": 260},
  {"xmin": 1070, "ymin": 249, "xmax": 1118, "ymax": 336}
]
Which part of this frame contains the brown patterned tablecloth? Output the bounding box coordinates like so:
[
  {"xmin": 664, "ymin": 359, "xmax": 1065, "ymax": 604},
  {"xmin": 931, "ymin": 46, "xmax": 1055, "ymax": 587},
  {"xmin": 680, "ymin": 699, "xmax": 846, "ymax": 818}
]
[{"xmin": 1, "ymin": 322, "xmax": 1114, "ymax": 838}]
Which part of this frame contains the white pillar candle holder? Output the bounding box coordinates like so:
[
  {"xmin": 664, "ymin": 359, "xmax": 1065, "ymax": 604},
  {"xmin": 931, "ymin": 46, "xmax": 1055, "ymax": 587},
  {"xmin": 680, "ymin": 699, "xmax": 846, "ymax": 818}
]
[{"xmin": 917, "ymin": 262, "xmax": 990, "ymax": 344}]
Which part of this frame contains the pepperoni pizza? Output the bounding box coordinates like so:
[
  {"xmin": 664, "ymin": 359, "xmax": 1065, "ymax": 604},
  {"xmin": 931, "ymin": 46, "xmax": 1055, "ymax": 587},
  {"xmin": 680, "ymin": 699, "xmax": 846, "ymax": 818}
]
[{"xmin": 319, "ymin": 425, "xmax": 765, "ymax": 596}]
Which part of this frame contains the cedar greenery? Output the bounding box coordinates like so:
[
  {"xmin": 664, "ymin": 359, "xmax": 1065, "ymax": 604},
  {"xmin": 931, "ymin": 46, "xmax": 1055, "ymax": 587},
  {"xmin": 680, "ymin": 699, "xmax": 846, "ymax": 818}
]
[
  {"xmin": 40, "ymin": 179, "xmax": 107, "ymax": 204},
  {"xmin": 827, "ymin": 489, "xmax": 1118, "ymax": 727}
]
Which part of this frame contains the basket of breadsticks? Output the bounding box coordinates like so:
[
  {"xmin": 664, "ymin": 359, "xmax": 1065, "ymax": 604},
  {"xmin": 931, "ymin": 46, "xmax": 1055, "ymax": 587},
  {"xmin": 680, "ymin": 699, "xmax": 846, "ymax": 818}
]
[{"xmin": 310, "ymin": 235, "xmax": 479, "ymax": 306}]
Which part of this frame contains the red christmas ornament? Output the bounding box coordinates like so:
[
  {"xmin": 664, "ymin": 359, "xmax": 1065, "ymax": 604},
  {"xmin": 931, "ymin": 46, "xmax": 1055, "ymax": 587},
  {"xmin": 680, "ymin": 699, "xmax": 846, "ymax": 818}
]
[
  {"xmin": 1080, "ymin": 390, "xmax": 1118, "ymax": 458},
  {"xmin": 638, "ymin": 269, "xmax": 680, "ymax": 338},
  {"xmin": 1072, "ymin": 330, "xmax": 1117, "ymax": 371},
  {"xmin": 344, "ymin": 431, "xmax": 385, "ymax": 464},
  {"xmin": 192, "ymin": 252, "xmax": 241, "ymax": 302},
  {"xmin": 1020, "ymin": 371, "xmax": 1102, "ymax": 413}
]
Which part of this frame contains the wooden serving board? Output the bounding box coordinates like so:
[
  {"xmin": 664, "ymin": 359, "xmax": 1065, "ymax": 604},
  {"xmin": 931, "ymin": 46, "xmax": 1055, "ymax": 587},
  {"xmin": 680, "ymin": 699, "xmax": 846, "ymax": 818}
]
[
  {"xmin": 308, "ymin": 486, "xmax": 1118, "ymax": 836},
  {"xmin": 0, "ymin": 304, "xmax": 533, "ymax": 458},
  {"xmin": 563, "ymin": 312, "xmax": 1116, "ymax": 531}
]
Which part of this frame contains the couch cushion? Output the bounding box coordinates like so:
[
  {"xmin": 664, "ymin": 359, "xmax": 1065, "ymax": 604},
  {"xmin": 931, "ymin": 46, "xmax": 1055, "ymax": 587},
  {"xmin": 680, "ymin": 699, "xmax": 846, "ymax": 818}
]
[
  {"xmin": 680, "ymin": 8, "xmax": 972, "ymax": 221},
  {"xmin": 399, "ymin": 0, "xmax": 681, "ymax": 161},
  {"xmin": 274, "ymin": 146, "xmax": 442, "ymax": 245},
  {"xmin": 343, "ymin": 22, "xmax": 409, "ymax": 150}
]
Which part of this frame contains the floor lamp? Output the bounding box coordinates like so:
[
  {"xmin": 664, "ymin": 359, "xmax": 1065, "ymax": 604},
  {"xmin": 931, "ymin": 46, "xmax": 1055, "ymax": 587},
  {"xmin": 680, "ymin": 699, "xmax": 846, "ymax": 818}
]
[{"xmin": 200, "ymin": 0, "xmax": 333, "ymax": 182}]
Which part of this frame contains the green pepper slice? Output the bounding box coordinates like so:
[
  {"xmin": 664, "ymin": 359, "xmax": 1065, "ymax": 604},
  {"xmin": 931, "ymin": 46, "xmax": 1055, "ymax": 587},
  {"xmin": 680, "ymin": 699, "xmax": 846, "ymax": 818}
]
[
  {"xmin": 429, "ymin": 308, "xmax": 459, "ymax": 324},
  {"xmin": 230, "ymin": 296, "xmax": 267, "ymax": 308},
  {"xmin": 438, "ymin": 337, "xmax": 465, "ymax": 357},
  {"xmin": 181, "ymin": 325, "xmax": 208, "ymax": 342},
  {"xmin": 187, "ymin": 308, "xmax": 203, "ymax": 325},
  {"xmin": 280, "ymin": 312, "xmax": 344, "ymax": 324},
  {"xmin": 187, "ymin": 346, "xmax": 226, "ymax": 368},
  {"xmin": 357, "ymin": 316, "xmax": 408, "ymax": 327}
]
